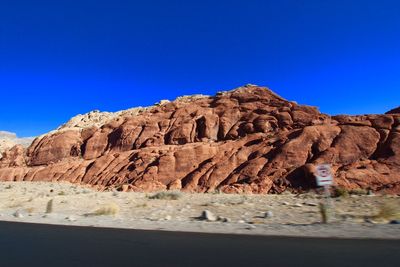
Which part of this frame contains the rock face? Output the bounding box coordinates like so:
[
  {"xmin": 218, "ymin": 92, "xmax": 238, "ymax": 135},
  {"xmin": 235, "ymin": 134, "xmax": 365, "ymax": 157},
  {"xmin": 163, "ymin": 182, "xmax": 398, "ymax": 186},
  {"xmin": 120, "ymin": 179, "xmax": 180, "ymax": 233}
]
[{"xmin": 0, "ymin": 85, "xmax": 399, "ymax": 194}]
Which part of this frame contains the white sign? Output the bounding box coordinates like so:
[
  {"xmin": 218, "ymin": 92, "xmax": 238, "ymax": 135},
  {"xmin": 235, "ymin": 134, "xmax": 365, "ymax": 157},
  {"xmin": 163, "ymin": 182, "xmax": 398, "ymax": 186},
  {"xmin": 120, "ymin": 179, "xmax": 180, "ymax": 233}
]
[{"xmin": 315, "ymin": 164, "xmax": 333, "ymax": 186}]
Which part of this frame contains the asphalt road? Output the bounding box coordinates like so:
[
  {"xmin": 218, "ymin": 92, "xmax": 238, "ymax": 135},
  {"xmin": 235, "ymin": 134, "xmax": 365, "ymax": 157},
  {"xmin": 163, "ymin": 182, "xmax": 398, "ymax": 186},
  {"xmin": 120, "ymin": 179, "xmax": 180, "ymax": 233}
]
[{"xmin": 0, "ymin": 221, "xmax": 399, "ymax": 267}]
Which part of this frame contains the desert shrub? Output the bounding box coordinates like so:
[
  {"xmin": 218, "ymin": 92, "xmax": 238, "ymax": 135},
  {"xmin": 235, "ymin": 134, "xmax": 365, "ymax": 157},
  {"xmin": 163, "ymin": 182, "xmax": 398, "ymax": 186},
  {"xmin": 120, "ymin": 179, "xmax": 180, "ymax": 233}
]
[
  {"xmin": 333, "ymin": 187, "xmax": 349, "ymax": 198},
  {"xmin": 211, "ymin": 188, "xmax": 222, "ymax": 194},
  {"xmin": 86, "ymin": 203, "xmax": 120, "ymax": 216},
  {"xmin": 374, "ymin": 202, "xmax": 400, "ymax": 220},
  {"xmin": 349, "ymin": 188, "xmax": 368, "ymax": 195},
  {"xmin": 25, "ymin": 207, "xmax": 35, "ymax": 214},
  {"xmin": 148, "ymin": 191, "xmax": 182, "ymax": 200}
]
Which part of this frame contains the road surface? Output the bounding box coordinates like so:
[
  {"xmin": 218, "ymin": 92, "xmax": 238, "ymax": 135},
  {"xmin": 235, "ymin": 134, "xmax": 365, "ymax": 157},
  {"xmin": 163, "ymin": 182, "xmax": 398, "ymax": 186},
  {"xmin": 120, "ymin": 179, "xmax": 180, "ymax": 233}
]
[{"xmin": 0, "ymin": 221, "xmax": 399, "ymax": 267}]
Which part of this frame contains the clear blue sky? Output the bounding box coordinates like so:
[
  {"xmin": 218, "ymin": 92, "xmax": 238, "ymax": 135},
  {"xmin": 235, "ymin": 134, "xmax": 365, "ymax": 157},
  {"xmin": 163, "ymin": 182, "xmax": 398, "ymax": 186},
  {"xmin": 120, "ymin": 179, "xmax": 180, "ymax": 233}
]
[{"xmin": 1, "ymin": 0, "xmax": 399, "ymax": 137}]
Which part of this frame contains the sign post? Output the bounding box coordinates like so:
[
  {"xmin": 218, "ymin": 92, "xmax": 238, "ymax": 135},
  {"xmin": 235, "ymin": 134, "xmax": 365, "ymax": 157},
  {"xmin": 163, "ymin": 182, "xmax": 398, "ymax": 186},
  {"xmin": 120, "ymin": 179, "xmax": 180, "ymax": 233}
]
[{"xmin": 315, "ymin": 164, "xmax": 334, "ymax": 223}]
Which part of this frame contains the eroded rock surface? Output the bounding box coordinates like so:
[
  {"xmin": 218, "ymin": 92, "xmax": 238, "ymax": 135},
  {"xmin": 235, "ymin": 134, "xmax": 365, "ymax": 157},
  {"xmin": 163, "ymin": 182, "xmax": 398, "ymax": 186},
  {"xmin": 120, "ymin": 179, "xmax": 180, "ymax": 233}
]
[
  {"xmin": 1, "ymin": 85, "xmax": 399, "ymax": 194},
  {"xmin": 0, "ymin": 131, "xmax": 34, "ymax": 159}
]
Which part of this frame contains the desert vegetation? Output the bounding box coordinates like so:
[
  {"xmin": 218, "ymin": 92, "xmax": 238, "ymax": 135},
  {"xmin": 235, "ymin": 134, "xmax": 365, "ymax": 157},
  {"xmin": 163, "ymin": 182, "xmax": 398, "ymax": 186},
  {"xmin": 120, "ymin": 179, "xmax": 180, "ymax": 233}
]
[{"xmin": 0, "ymin": 182, "xmax": 398, "ymax": 239}]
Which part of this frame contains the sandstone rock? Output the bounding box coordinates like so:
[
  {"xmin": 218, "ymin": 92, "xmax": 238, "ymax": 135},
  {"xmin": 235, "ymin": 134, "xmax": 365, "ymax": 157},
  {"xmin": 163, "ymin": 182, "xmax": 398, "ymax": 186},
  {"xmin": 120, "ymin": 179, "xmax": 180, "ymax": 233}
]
[
  {"xmin": 0, "ymin": 85, "xmax": 399, "ymax": 194},
  {"xmin": 0, "ymin": 145, "xmax": 26, "ymax": 167},
  {"xmin": 120, "ymin": 184, "xmax": 130, "ymax": 192},
  {"xmin": 168, "ymin": 179, "xmax": 182, "ymax": 190}
]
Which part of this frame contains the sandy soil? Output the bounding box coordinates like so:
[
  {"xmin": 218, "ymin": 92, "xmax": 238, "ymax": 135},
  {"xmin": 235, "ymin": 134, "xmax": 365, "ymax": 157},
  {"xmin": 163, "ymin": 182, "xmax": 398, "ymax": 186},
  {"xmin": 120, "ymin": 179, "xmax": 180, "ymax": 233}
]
[{"xmin": 0, "ymin": 182, "xmax": 399, "ymax": 239}]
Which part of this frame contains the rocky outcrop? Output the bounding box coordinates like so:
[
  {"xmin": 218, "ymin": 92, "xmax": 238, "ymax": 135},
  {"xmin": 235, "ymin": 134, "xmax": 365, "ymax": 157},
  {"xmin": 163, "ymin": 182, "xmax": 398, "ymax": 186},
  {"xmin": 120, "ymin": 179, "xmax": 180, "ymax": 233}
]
[
  {"xmin": 0, "ymin": 85, "xmax": 399, "ymax": 194},
  {"xmin": 386, "ymin": 106, "xmax": 400, "ymax": 114},
  {"xmin": 0, "ymin": 131, "xmax": 34, "ymax": 158}
]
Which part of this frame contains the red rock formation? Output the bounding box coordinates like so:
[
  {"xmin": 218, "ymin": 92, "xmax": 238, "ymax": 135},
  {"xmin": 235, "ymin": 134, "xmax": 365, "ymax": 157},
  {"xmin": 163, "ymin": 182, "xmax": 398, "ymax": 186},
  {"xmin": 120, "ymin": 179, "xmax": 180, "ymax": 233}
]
[
  {"xmin": 386, "ymin": 106, "xmax": 400, "ymax": 114},
  {"xmin": 0, "ymin": 85, "xmax": 399, "ymax": 194}
]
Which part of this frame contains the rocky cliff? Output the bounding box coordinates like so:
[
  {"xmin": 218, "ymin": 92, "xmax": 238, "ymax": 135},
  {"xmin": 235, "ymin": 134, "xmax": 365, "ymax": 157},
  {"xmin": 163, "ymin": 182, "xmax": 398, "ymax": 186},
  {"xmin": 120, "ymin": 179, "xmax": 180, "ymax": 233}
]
[{"xmin": 0, "ymin": 85, "xmax": 399, "ymax": 194}]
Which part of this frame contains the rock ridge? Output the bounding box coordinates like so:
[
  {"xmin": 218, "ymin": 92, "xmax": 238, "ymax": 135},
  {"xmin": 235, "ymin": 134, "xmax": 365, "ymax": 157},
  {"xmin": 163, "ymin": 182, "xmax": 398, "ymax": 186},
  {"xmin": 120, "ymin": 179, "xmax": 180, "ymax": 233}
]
[{"xmin": 0, "ymin": 85, "xmax": 399, "ymax": 194}]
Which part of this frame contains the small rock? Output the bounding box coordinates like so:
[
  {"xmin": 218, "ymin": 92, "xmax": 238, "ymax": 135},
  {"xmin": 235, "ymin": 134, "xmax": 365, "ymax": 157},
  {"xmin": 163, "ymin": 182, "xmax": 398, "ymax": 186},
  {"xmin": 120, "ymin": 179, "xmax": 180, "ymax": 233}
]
[
  {"xmin": 121, "ymin": 184, "xmax": 129, "ymax": 192},
  {"xmin": 245, "ymin": 224, "xmax": 256, "ymax": 230},
  {"xmin": 390, "ymin": 220, "xmax": 400, "ymax": 224},
  {"xmin": 13, "ymin": 210, "xmax": 23, "ymax": 218},
  {"xmin": 282, "ymin": 202, "xmax": 290, "ymax": 205},
  {"xmin": 164, "ymin": 215, "xmax": 172, "ymax": 221},
  {"xmin": 65, "ymin": 216, "xmax": 77, "ymax": 222},
  {"xmin": 217, "ymin": 216, "xmax": 231, "ymax": 223},
  {"xmin": 200, "ymin": 210, "xmax": 217, "ymax": 222},
  {"xmin": 237, "ymin": 220, "xmax": 246, "ymax": 224},
  {"xmin": 304, "ymin": 202, "xmax": 318, "ymax": 207},
  {"xmin": 293, "ymin": 203, "xmax": 303, "ymax": 207},
  {"xmin": 264, "ymin": 211, "xmax": 274, "ymax": 218},
  {"xmin": 365, "ymin": 218, "xmax": 376, "ymax": 224}
]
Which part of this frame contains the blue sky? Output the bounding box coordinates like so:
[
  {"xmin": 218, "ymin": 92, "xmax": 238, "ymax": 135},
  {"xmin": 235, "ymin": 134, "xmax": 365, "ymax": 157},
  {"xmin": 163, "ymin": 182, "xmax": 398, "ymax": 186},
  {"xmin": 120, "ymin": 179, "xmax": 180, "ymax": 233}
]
[{"xmin": 1, "ymin": 0, "xmax": 399, "ymax": 137}]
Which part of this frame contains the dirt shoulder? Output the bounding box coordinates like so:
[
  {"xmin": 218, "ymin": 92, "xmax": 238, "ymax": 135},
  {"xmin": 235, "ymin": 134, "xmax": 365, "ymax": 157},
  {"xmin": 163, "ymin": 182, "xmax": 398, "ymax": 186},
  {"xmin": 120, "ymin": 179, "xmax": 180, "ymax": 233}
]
[{"xmin": 0, "ymin": 182, "xmax": 399, "ymax": 239}]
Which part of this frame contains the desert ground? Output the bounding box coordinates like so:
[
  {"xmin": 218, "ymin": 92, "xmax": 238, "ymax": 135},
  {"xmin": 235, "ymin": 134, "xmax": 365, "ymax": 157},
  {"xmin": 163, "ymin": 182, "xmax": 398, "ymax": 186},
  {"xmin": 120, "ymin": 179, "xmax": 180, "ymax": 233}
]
[{"xmin": 0, "ymin": 181, "xmax": 399, "ymax": 239}]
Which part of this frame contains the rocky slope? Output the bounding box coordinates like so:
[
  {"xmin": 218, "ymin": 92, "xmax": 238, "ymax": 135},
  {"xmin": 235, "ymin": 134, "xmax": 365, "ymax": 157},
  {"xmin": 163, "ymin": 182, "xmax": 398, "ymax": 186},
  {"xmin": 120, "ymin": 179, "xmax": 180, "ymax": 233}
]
[
  {"xmin": 0, "ymin": 85, "xmax": 399, "ymax": 194},
  {"xmin": 0, "ymin": 131, "xmax": 34, "ymax": 159},
  {"xmin": 386, "ymin": 106, "xmax": 400, "ymax": 115}
]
